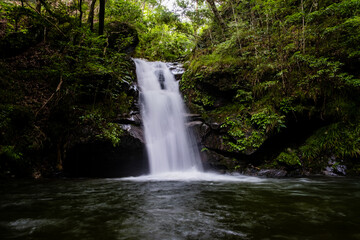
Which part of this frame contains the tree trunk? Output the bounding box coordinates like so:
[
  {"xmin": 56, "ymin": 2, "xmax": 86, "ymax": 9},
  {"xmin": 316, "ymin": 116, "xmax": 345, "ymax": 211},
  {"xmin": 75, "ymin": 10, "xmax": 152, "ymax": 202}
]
[
  {"xmin": 87, "ymin": 0, "xmax": 96, "ymax": 32},
  {"xmin": 301, "ymin": 0, "xmax": 306, "ymax": 53},
  {"xmin": 205, "ymin": 0, "xmax": 226, "ymax": 30},
  {"xmin": 79, "ymin": 0, "xmax": 83, "ymax": 26},
  {"xmin": 36, "ymin": 0, "xmax": 41, "ymax": 13},
  {"xmin": 39, "ymin": 0, "xmax": 54, "ymax": 16},
  {"xmin": 98, "ymin": 0, "xmax": 105, "ymax": 35}
]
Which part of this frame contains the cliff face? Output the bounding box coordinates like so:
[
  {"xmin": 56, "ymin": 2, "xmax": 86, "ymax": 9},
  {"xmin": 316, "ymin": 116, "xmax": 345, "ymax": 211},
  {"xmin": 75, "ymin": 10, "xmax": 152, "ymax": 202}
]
[
  {"xmin": 181, "ymin": 0, "xmax": 360, "ymax": 177},
  {"xmin": 0, "ymin": 17, "xmax": 147, "ymax": 178},
  {"xmin": 181, "ymin": 61, "xmax": 360, "ymax": 176}
]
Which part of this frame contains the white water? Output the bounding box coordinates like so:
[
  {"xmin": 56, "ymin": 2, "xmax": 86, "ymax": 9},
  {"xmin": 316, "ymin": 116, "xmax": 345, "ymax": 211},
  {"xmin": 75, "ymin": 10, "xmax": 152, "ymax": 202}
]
[
  {"xmin": 134, "ymin": 59, "xmax": 203, "ymax": 175},
  {"xmin": 121, "ymin": 171, "xmax": 265, "ymax": 182}
]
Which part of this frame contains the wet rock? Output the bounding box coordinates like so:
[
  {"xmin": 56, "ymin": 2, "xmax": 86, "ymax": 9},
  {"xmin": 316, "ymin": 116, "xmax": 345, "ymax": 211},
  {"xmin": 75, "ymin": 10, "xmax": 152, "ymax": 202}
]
[
  {"xmin": 126, "ymin": 125, "xmax": 145, "ymax": 143},
  {"xmin": 199, "ymin": 123, "xmax": 211, "ymax": 137},
  {"xmin": 185, "ymin": 113, "xmax": 203, "ymax": 122},
  {"xmin": 202, "ymin": 149, "xmax": 238, "ymax": 171},
  {"xmin": 166, "ymin": 62, "xmax": 184, "ymax": 81},
  {"xmin": 243, "ymin": 168, "xmax": 288, "ymax": 178},
  {"xmin": 117, "ymin": 113, "xmax": 142, "ymax": 126},
  {"xmin": 186, "ymin": 121, "xmax": 203, "ymax": 128},
  {"xmin": 187, "ymin": 121, "xmax": 210, "ymax": 143},
  {"xmin": 202, "ymin": 132, "xmax": 232, "ymax": 152},
  {"xmin": 257, "ymin": 169, "xmax": 288, "ymax": 177},
  {"xmin": 210, "ymin": 122, "xmax": 221, "ymax": 130},
  {"xmin": 128, "ymin": 83, "xmax": 139, "ymax": 98},
  {"xmin": 323, "ymin": 158, "xmax": 347, "ymax": 176}
]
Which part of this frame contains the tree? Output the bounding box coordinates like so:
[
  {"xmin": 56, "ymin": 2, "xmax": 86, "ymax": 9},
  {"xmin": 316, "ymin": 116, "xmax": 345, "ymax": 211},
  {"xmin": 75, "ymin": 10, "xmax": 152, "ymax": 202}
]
[
  {"xmin": 205, "ymin": 0, "xmax": 226, "ymax": 30},
  {"xmin": 79, "ymin": 0, "xmax": 83, "ymax": 26},
  {"xmin": 87, "ymin": 0, "xmax": 96, "ymax": 31},
  {"xmin": 99, "ymin": 0, "xmax": 105, "ymax": 35},
  {"xmin": 36, "ymin": 0, "xmax": 41, "ymax": 13}
]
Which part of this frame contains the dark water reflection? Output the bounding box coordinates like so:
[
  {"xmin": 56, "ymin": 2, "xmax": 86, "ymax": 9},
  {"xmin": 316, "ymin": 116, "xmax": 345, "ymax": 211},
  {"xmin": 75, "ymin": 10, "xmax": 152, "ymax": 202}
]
[{"xmin": 1, "ymin": 177, "xmax": 360, "ymax": 240}]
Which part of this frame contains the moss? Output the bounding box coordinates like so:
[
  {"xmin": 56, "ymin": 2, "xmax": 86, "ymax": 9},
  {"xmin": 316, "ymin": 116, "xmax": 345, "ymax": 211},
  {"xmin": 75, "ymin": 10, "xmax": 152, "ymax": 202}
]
[{"xmin": 275, "ymin": 150, "xmax": 302, "ymax": 167}]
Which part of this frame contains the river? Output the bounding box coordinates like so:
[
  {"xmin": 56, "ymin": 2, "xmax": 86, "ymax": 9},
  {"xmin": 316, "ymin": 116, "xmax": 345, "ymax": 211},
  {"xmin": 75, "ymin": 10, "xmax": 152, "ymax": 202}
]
[{"xmin": 1, "ymin": 174, "xmax": 359, "ymax": 240}]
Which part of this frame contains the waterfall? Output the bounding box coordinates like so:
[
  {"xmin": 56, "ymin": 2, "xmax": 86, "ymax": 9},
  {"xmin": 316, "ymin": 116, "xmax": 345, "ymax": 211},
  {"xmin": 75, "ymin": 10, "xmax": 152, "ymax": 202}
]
[{"xmin": 134, "ymin": 59, "xmax": 203, "ymax": 174}]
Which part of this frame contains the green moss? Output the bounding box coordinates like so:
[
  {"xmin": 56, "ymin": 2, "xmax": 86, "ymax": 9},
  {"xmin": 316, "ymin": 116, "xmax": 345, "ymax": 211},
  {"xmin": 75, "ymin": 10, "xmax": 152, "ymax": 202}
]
[{"xmin": 275, "ymin": 150, "xmax": 302, "ymax": 167}]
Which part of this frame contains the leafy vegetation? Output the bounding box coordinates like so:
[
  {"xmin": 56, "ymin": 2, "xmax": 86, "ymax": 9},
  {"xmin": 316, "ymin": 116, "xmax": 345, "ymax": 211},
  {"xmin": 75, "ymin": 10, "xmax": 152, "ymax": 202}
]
[
  {"xmin": 182, "ymin": 0, "xmax": 360, "ymax": 174},
  {"xmin": 1, "ymin": 0, "xmax": 360, "ymax": 177},
  {"xmin": 0, "ymin": 0, "xmax": 139, "ymax": 177}
]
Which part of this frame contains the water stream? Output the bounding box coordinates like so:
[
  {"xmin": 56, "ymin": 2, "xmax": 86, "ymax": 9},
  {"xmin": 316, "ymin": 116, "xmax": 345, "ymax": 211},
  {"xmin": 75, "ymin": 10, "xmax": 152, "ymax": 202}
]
[
  {"xmin": 1, "ymin": 178, "xmax": 359, "ymax": 240},
  {"xmin": 134, "ymin": 59, "xmax": 202, "ymax": 174}
]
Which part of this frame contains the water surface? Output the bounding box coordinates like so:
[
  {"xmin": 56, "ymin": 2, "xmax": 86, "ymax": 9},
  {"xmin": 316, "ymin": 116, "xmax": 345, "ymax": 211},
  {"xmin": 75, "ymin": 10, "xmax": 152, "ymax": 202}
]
[{"xmin": 1, "ymin": 175, "xmax": 359, "ymax": 240}]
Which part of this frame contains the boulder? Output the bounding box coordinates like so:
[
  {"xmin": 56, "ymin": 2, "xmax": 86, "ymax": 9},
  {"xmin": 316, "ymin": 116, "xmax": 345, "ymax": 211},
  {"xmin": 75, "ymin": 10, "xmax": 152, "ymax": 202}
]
[
  {"xmin": 106, "ymin": 21, "xmax": 139, "ymax": 55},
  {"xmin": 64, "ymin": 128, "xmax": 148, "ymax": 178},
  {"xmin": 202, "ymin": 149, "xmax": 238, "ymax": 171}
]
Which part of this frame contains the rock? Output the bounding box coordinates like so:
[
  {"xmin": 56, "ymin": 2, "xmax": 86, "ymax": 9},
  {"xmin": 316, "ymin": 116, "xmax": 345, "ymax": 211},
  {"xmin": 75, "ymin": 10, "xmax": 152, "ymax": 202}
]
[
  {"xmin": 64, "ymin": 131, "xmax": 148, "ymax": 178},
  {"xmin": 202, "ymin": 149, "xmax": 238, "ymax": 171},
  {"xmin": 186, "ymin": 121, "xmax": 209, "ymax": 145},
  {"xmin": 257, "ymin": 169, "xmax": 287, "ymax": 177},
  {"xmin": 243, "ymin": 168, "xmax": 288, "ymax": 178},
  {"xmin": 127, "ymin": 125, "xmax": 145, "ymax": 143},
  {"xmin": 323, "ymin": 158, "xmax": 347, "ymax": 176},
  {"xmin": 199, "ymin": 123, "xmax": 211, "ymax": 137},
  {"xmin": 202, "ymin": 131, "xmax": 232, "ymax": 152},
  {"xmin": 186, "ymin": 121, "xmax": 203, "ymax": 128},
  {"xmin": 117, "ymin": 113, "xmax": 142, "ymax": 126},
  {"xmin": 210, "ymin": 122, "xmax": 221, "ymax": 130},
  {"xmin": 106, "ymin": 21, "xmax": 139, "ymax": 55},
  {"xmin": 335, "ymin": 164, "xmax": 347, "ymax": 175},
  {"xmin": 185, "ymin": 113, "xmax": 202, "ymax": 122},
  {"xmin": 128, "ymin": 83, "xmax": 139, "ymax": 98},
  {"xmin": 166, "ymin": 62, "xmax": 184, "ymax": 81}
]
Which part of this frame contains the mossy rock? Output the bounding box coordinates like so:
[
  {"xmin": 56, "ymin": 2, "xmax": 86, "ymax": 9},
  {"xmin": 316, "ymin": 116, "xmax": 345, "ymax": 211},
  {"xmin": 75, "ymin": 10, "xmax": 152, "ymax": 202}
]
[
  {"xmin": 276, "ymin": 150, "xmax": 301, "ymax": 167},
  {"xmin": 105, "ymin": 21, "xmax": 139, "ymax": 54}
]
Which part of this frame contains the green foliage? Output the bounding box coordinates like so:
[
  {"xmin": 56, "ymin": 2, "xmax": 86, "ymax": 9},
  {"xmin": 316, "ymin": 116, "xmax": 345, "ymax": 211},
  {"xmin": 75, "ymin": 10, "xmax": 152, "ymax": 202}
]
[
  {"xmin": 137, "ymin": 23, "xmax": 195, "ymax": 61},
  {"xmin": 221, "ymin": 116, "xmax": 265, "ymax": 153},
  {"xmin": 292, "ymin": 53, "xmax": 360, "ymax": 89},
  {"xmin": 251, "ymin": 109, "xmax": 286, "ymax": 133},
  {"xmin": 98, "ymin": 0, "xmax": 199, "ymax": 61},
  {"xmin": 0, "ymin": 105, "xmax": 13, "ymax": 131},
  {"xmin": 201, "ymin": 147, "xmax": 208, "ymax": 152},
  {"xmin": 107, "ymin": 0, "xmax": 142, "ymax": 23},
  {"xmin": 275, "ymin": 150, "xmax": 302, "ymax": 167},
  {"xmin": 0, "ymin": 2, "xmax": 43, "ymax": 56},
  {"xmin": 300, "ymin": 122, "xmax": 360, "ymax": 161},
  {"xmin": 0, "ymin": 145, "xmax": 22, "ymax": 161},
  {"xmin": 279, "ymin": 97, "xmax": 295, "ymax": 114},
  {"xmin": 182, "ymin": 0, "xmax": 360, "ymax": 174},
  {"xmin": 0, "ymin": 1, "xmax": 142, "ymax": 177},
  {"xmin": 97, "ymin": 123, "xmax": 123, "ymax": 147},
  {"xmin": 2, "ymin": 0, "xmax": 360, "ymax": 175},
  {"xmin": 234, "ymin": 90, "xmax": 253, "ymax": 103},
  {"xmin": 79, "ymin": 111, "xmax": 124, "ymax": 147}
]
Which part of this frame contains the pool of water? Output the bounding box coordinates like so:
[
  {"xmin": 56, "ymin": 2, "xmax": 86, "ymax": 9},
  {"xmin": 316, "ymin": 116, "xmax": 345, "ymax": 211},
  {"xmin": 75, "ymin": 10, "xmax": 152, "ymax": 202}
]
[{"xmin": 1, "ymin": 174, "xmax": 360, "ymax": 240}]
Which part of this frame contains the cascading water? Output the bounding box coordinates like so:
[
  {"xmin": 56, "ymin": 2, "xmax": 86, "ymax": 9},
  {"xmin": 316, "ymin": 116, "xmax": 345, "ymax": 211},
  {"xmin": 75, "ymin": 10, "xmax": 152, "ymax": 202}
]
[{"xmin": 134, "ymin": 59, "xmax": 203, "ymax": 174}]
